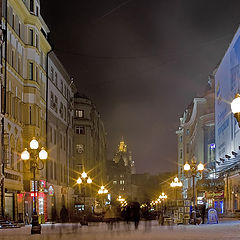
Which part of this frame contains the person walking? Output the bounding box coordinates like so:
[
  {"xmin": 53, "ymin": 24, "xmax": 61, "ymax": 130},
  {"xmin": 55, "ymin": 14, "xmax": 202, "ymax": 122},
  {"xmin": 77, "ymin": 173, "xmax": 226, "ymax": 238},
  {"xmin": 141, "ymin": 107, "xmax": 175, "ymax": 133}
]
[
  {"xmin": 60, "ymin": 205, "xmax": 68, "ymax": 223},
  {"xmin": 201, "ymin": 202, "xmax": 206, "ymax": 224},
  {"xmin": 132, "ymin": 201, "xmax": 141, "ymax": 230}
]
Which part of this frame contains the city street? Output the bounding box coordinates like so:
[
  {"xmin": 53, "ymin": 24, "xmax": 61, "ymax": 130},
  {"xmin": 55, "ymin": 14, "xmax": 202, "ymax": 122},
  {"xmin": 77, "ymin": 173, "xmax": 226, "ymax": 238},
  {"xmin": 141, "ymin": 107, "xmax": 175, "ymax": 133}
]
[{"xmin": 0, "ymin": 219, "xmax": 240, "ymax": 240}]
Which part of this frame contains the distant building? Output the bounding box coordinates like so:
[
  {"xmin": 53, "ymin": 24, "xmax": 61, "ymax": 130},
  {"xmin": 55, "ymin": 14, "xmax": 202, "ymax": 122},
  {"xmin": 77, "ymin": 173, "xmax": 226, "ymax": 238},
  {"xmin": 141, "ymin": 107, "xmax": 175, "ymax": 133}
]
[
  {"xmin": 176, "ymin": 77, "xmax": 215, "ymax": 200},
  {"xmin": 107, "ymin": 138, "xmax": 135, "ymax": 200},
  {"xmin": 73, "ymin": 93, "xmax": 107, "ymax": 205}
]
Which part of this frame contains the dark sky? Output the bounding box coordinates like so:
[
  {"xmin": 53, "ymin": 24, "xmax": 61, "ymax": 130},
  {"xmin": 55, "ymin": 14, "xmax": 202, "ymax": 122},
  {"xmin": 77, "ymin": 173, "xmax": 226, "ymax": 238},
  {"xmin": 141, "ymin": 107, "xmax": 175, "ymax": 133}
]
[{"xmin": 41, "ymin": 0, "xmax": 240, "ymax": 174}]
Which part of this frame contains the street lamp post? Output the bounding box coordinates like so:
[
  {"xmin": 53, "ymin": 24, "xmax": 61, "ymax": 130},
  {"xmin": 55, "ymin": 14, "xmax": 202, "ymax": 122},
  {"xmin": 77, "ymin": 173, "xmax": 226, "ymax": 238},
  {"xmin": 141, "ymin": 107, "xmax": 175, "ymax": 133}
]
[
  {"xmin": 170, "ymin": 177, "xmax": 183, "ymax": 202},
  {"xmin": 77, "ymin": 171, "xmax": 92, "ymax": 225},
  {"xmin": 158, "ymin": 192, "xmax": 167, "ymax": 225},
  {"xmin": 184, "ymin": 158, "xmax": 204, "ymax": 222},
  {"xmin": 98, "ymin": 186, "xmax": 108, "ymax": 219},
  {"xmin": 21, "ymin": 138, "xmax": 48, "ymax": 235}
]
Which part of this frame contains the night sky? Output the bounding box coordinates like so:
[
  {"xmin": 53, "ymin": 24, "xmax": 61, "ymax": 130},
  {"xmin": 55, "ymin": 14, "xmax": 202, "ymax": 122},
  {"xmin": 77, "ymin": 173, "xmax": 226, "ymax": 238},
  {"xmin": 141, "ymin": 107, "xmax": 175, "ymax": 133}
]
[{"xmin": 40, "ymin": 0, "xmax": 240, "ymax": 174}]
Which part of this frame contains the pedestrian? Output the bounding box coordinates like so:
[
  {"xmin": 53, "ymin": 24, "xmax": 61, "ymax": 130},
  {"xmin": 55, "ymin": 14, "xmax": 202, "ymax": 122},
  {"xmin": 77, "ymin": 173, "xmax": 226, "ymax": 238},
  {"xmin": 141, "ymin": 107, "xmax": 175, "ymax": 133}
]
[
  {"xmin": 132, "ymin": 201, "xmax": 141, "ymax": 230},
  {"xmin": 201, "ymin": 202, "xmax": 206, "ymax": 224},
  {"xmin": 104, "ymin": 205, "xmax": 117, "ymax": 230},
  {"xmin": 60, "ymin": 205, "xmax": 68, "ymax": 223}
]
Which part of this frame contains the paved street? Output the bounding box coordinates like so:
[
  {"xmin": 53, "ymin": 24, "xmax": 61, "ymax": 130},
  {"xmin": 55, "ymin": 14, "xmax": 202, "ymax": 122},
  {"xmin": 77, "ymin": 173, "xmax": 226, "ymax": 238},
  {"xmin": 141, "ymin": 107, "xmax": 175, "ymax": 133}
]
[{"xmin": 0, "ymin": 219, "xmax": 240, "ymax": 240}]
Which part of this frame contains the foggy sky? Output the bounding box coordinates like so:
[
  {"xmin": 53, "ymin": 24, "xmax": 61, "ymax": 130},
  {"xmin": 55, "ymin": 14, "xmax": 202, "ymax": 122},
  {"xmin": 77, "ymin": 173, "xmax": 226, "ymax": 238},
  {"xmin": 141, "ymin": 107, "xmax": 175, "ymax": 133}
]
[{"xmin": 41, "ymin": 0, "xmax": 240, "ymax": 174}]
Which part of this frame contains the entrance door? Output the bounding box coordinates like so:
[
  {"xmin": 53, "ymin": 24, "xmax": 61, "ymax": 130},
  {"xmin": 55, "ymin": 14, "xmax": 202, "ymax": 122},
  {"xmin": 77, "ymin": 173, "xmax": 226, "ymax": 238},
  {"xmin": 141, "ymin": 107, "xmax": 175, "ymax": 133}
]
[{"xmin": 5, "ymin": 193, "xmax": 14, "ymax": 220}]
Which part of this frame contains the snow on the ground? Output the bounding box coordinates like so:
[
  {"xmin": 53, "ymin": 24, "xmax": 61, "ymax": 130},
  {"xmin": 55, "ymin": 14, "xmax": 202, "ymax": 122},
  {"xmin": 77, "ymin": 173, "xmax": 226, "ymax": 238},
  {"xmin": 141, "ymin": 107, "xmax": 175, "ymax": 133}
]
[{"xmin": 0, "ymin": 220, "xmax": 240, "ymax": 240}]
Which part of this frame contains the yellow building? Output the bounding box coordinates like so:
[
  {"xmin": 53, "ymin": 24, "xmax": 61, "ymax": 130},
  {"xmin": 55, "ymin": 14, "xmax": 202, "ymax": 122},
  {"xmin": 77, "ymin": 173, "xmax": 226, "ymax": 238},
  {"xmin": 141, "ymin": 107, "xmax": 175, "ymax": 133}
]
[{"xmin": 1, "ymin": 0, "xmax": 51, "ymax": 221}]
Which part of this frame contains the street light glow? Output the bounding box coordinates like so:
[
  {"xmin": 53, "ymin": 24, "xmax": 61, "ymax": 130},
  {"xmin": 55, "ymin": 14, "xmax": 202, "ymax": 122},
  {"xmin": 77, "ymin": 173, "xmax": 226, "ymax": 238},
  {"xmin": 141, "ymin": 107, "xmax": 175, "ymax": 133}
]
[
  {"xmin": 77, "ymin": 177, "xmax": 82, "ymax": 184},
  {"xmin": 87, "ymin": 177, "xmax": 92, "ymax": 184},
  {"xmin": 30, "ymin": 138, "xmax": 39, "ymax": 150},
  {"xmin": 39, "ymin": 147, "xmax": 48, "ymax": 160},
  {"xmin": 81, "ymin": 172, "xmax": 87, "ymax": 179},
  {"xmin": 21, "ymin": 148, "xmax": 30, "ymax": 160},
  {"xmin": 197, "ymin": 162, "xmax": 204, "ymax": 171},
  {"xmin": 184, "ymin": 162, "xmax": 190, "ymax": 171},
  {"xmin": 231, "ymin": 93, "xmax": 240, "ymax": 113}
]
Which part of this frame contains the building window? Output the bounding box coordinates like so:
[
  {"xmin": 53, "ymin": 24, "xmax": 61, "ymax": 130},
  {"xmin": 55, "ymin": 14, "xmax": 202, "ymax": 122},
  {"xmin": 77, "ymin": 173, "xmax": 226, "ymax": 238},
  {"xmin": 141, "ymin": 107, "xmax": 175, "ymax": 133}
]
[
  {"xmin": 75, "ymin": 110, "xmax": 84, "ymax": 118},
  {"xmin": 64, "ymin": 106, "xmax": 66, "ymax": 121},
  {"xmin": 186, "ymin": 129, "xmax": 190, "ymax": 135},
  {"xmin": 29, "ymin": 29, "xmax": 34, "ymax": 46},
  {"xmin": 30, "ymin": 0, "xmax": 34, "ymax": 12},
  {"xmin": 50, "ymin": 67, "xmax": 54, "ymax": 81},
  {"xmin": 54, "ymin": 96, "xmax": 58, "ymax": 112},
  {"xmin": 186, "ymin": 143, "xmax": 189, "ymax": 154},
  {"xmin": 12, "ymin": 14, "xmax": 15, "ymax": 29},
  {"xmin": 18, "ymin": 22, "xmax": 21, "ymax": 37},
  {"xmin": 179, "ymin": 136, "xmax": 182, "ymax": 143},
  {"xmin": 11, "ymin": 50, "xmax": 14, "ymax": 67},
  {"xmin": 180, "ymin": 149, "xmax": 183, "ymax": 159},
  {"xmin": 35, "ymin": 34, "xmax": 38, "ymax": 49},
  {"xmin": 120, "ymin": 180, "xmax": 125, "ymax": 185},
  {"xmin": 36, "ymin": 66, "xmax": 39, "ymax": 83},
  {"xmin": 36, "ymin": 6, "xmax": 39, "ymax": 16},
  {"xmin": 54, "ymin": 129, "xmax": 56, "ymax": 144},
  {"xmin": 54, "ymin": 162, "xmax": 57, "ymax": 180},
  {"xmin": 75, "ymin": 126, "xmax": 85, "ymax": 135},
  {"xmin": 55, "ymin": 72, "xmax": 58, "ymax": 87},
  {"xmin": 113, "ymin": 181, "xmax": 117, "ymax": 184},
  {"xmin": 59, "ymin": 134, "xmax": 62, "ymax": 149},
  {"xmin": 61, "ymin": 80, "xmax": 63, "ymax": 93},
  {"xmin": 29, "ymin": 62, "xmax": 34, "ymax": 80},
  {"xmin": 59, "ymin": 102, "xmax": 63, "ymax": 118},
  {"xmin": 49, "ymin": 126, "xmax": 52, "ymax": 143},
  {"xmin": 76, "ymin": 144, "xmax": 84, "ymax": 153}
]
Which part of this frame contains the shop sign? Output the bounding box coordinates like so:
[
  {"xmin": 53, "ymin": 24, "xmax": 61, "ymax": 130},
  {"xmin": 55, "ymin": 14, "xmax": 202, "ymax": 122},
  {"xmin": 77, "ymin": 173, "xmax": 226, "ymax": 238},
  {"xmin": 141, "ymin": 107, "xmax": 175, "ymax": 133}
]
[
  {"xmin": 207, "ymin": 208, "xmax": 218, "ymax": 224},
  {"xmin": 205, "ymin": 191, "xmax": 224, "ymax": 199},
  {"xmin": 48, "ymin": 185, "xmax": 54, "ymax": 196}
]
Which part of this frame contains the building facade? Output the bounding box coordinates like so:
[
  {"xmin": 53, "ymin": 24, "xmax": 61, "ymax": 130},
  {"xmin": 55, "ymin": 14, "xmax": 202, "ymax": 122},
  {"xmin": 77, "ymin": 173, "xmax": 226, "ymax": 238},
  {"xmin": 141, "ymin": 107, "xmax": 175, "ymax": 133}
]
[
  {"xmin": 46, "ymin": 51, "xmax": 76, "ymax": 221},
  {"xmin": 215, "ymin": 25, "xmax": 240, "ymax": 214},
  {"xmin": 0, "ymin": 0, "xmax": 51, "ymax": 221},
  {"xmin": 73, "ymin": 93, "xmax": 107, "ymax": 207},
  {"xmin": 176, "ymin": 79, "xmax": 215, "ymax": 201}
]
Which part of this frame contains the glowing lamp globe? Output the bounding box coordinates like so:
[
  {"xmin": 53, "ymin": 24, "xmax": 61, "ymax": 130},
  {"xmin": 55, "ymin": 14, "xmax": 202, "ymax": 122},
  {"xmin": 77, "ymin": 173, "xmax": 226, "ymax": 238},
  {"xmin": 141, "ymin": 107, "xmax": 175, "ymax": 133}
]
[
  {"xmin": 98, "ymin": 189, "xmax": 103, "ymax": 194},
  {"xmin": 184, "ymin": 163, "xmax": 190, "ymax": 171},
  {"xmin": 39, "ymin": 147, "xmax": 48, "ymax": 160},
  {"xmin": 30, "ymin": 138, "xmax": 39, "ymax": 150},
  {"xmin": 81, "ymin": 172, "xmax": 87, "ymax": 179},
  {"xmin": 197, "ymin": 162, "xmax": 204, "ymax": 171},
  {"xmin": 77, "ymin": 177, "xmax": 82, "ymax": 184},
  {"xmin": 231, "ymin": 94, "xmax": 240, "ymax": 114},
  {"xmin": 21, "ymin": 148, "xmax": 30, "ymax": 160},
  {"xmin": 101, "ymin": 186, "xmax": 104, "ymax": 190},
  {"xmin": 104, "ymin": 189, "xmax": 108, "ymax": 194},
  {"xmin": 87, "ymin": 177, "xmax": 92, "ymax": 184}
]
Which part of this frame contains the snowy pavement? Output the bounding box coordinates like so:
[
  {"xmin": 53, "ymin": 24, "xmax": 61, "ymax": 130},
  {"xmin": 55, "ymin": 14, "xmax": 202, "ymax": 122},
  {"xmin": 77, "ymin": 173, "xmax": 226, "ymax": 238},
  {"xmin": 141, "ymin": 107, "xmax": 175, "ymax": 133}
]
[{"xmin": 0, "ymin": 219, "xmax": 240, "ymax": 240}]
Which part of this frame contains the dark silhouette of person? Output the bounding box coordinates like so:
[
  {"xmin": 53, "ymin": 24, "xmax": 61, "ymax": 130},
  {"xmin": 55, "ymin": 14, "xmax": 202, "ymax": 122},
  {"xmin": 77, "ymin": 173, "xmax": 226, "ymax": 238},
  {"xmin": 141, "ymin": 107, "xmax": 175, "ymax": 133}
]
[
  {"xmin": 201, "ymin": 202, "xmax": 206, "ymax": 224},
  {"xmin": 132, "ymin": 201, "xmax": 141, "ymax": 229},
  {"xmin": 60, "ymin": 205, "xmax": 68, "ymax": 223}
]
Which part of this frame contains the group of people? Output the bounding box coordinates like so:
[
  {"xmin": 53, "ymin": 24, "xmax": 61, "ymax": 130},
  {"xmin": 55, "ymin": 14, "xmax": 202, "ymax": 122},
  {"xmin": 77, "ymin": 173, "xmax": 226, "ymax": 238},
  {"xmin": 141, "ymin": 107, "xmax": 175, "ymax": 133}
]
[{"xmin": 104, "ymin": 201, "xmax": 141, "ymax": 229}]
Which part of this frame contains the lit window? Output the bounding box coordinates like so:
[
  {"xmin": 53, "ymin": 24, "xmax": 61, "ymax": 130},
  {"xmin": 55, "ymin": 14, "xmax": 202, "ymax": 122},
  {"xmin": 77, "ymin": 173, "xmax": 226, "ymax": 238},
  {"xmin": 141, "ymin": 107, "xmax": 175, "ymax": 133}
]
[
  {"xmin": 75, "ymin": 110, "xmax": 84, "ymax": 118},
  {"xmin": 113, "ymin": 181, "xmax": 117, "ymax": 184}
]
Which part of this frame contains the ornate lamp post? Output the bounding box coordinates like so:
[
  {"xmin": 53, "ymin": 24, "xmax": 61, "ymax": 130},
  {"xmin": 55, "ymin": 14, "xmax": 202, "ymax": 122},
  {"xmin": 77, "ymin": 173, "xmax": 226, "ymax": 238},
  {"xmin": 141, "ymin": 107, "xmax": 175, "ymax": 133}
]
[
  {"xmin": 76, "ymin": 171, "xmax": 92, "ymax": 225},
  {"xmin": 21, "ymin": 138, "xmax": 48, "ymax": 234},
  {"xmin": 183, "ymin": 158, "xmax": 204, "ymax": 213},
  {"xmin": 170, "ymin": 177, "xmax": 183, "ymax": 201},
  {"xmin": 98, "ymin": 186, "xmax": 108, "ymax": 219}
]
